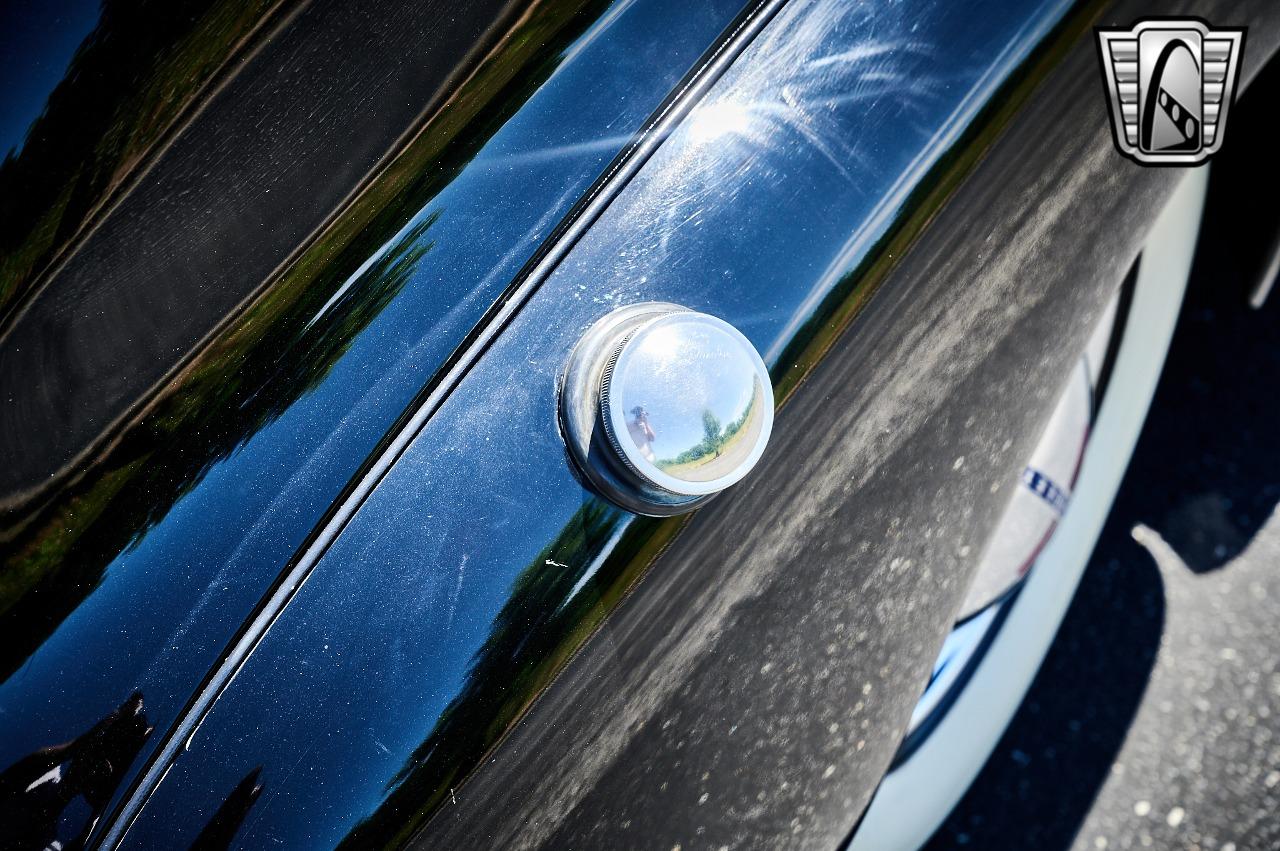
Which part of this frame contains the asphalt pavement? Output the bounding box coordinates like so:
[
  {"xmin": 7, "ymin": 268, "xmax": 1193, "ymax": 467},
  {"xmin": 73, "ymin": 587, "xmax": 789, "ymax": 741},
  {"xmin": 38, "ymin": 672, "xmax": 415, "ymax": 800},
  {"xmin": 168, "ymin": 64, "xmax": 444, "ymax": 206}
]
[{"xmin": 924, "ymin": 199, "xmax": 1280, "ymax": 850}]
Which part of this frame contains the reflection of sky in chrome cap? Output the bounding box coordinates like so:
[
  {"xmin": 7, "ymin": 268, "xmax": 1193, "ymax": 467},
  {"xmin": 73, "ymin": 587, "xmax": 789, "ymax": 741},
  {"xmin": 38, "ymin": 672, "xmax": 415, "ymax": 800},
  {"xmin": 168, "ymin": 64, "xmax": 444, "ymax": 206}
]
[{"xmin": 608, "ymin": 313, "xmax": 768, "ymax": 487}]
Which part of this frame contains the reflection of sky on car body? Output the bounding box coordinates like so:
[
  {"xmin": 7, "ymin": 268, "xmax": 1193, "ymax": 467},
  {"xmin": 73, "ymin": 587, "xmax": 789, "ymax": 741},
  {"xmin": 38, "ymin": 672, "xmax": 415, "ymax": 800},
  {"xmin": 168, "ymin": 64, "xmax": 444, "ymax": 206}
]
[
  {"xmin": 116, "ymin": 0, "xmax": 1081, "ymax": 846},
  {"xmin": 0, "ymin": 0, "xmax": 751, "ymax": 825},
  {"xmin": 557, "ymin": 0, "xmax": 1076, "ymax": 365}
]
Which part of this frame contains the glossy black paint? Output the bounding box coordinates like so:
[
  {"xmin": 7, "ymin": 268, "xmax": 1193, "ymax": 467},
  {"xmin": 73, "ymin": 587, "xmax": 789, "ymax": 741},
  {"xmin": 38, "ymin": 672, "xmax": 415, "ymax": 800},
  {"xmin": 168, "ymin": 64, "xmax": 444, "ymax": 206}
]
[
  {"xmin": 110, "ymin": 0, "xmax": 1280, "ymax": 848},
  {"xmin": 0, "ymin": 0, "xmax": 753, "ymax": 844},
  {"xmin": 1, "ymin": 0, "xmax": 521, "ymax": 504},
  {"xmin": 0, "ymin": 0, "xmax": 291, "ymax": 319},
  {"xmin": 0, "ymin": 693, "xmax": 150, "ymax": 849},
  {"xmin": 4, "ymin": 1, "xmax": 1278, "ymax": 850},
  {"xmin": 0, "ymin": 0, "xmax": 101, "ymax": 166}
]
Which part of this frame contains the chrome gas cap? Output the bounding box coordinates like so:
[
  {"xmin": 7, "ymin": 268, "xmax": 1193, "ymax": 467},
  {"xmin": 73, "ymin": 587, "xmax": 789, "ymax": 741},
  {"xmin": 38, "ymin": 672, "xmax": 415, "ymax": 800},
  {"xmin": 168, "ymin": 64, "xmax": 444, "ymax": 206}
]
[{"xmin": 560, "ymin": 303, "xmax": 774, "ymax": 516}]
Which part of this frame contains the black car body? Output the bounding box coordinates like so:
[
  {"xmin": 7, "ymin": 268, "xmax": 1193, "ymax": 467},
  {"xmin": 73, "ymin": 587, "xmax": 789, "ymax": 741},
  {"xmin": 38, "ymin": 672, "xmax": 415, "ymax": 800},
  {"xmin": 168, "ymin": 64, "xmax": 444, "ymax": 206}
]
[{"xmin": 1, "ymin": 0, "xmax": 1278, "ymax": 848}]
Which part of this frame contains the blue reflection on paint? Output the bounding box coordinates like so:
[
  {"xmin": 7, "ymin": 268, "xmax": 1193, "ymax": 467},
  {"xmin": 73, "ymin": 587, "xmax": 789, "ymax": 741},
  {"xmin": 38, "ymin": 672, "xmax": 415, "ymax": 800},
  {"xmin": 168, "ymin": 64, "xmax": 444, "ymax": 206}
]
[
  {"xmin": 118, "ymin": 0, "xmax": 1073, "ymax": 846},
  {"xmin": 0, "ymin": 0, "xmax": 749, "ymax": 834}
]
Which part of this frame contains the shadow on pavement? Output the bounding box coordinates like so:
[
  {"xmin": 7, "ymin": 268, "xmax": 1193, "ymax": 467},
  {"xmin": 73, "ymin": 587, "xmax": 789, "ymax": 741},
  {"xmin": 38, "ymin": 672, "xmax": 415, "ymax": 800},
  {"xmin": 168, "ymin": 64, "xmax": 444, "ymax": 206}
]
[{"xmin": 1131, "ymin": 98, "xmax": 1280, "ymax": 573}]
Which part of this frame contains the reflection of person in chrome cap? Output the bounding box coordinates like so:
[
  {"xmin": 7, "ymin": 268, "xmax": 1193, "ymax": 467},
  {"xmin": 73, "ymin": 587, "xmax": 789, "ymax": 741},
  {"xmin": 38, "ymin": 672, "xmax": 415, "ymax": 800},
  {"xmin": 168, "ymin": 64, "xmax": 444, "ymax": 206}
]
[{"xmin": 627, "ymin": 405, "xmax": 656, "ymax": 462}]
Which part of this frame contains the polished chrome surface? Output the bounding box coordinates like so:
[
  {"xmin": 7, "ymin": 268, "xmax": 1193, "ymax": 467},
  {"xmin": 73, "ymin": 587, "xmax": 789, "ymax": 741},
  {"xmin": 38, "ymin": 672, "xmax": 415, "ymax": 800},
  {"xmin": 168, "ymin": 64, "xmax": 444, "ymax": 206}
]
[
  {"xmin": 563, "ymin": 304, "xmax": 773, "ymax": 514},
  {"xmin": 605, "ymin": 312, "xmax": 772, "ymax": 493}
]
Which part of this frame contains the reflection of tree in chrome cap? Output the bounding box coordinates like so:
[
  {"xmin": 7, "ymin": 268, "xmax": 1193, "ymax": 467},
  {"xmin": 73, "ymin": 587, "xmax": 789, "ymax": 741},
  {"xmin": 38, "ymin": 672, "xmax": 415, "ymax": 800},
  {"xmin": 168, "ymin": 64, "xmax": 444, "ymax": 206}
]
[{"xmin": 658, "ymin": 389, "xmax": 758, "ymax": 471}]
